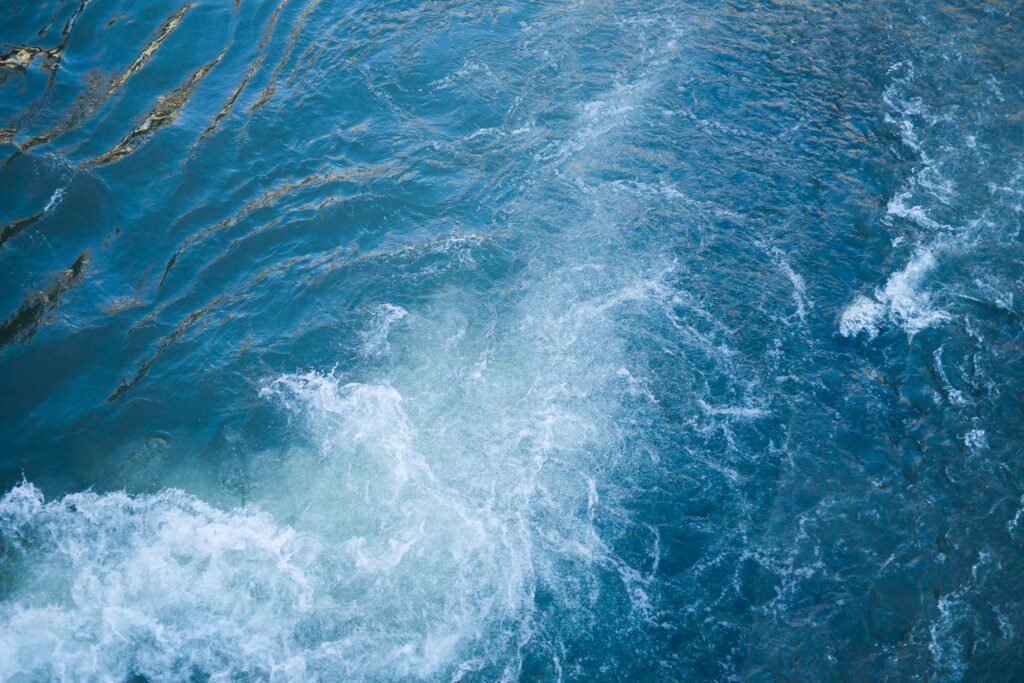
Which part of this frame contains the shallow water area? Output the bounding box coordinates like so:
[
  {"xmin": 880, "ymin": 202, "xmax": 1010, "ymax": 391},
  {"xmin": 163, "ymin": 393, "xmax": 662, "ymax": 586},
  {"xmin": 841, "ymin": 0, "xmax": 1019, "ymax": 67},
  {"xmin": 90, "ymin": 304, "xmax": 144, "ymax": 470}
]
[{"xmin": 1, "ymin": 0, "xmax": 1024, "ymax": 680}]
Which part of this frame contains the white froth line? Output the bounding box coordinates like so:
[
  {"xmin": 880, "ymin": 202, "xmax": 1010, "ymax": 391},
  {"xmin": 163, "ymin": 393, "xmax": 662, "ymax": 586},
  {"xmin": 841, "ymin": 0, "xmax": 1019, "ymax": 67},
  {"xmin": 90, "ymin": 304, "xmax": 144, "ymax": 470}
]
[{"xmin": 697, "ymin": 399, "xmax": 770, "ymax": 419}]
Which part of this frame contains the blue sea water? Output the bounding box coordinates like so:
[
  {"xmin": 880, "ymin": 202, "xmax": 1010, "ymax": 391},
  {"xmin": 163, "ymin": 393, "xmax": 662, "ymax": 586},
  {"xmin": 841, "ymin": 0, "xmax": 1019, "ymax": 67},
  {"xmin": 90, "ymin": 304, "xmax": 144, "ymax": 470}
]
[{"xmin": 1, "ymin": 0, "xmax": 1023, "ymax": 679}]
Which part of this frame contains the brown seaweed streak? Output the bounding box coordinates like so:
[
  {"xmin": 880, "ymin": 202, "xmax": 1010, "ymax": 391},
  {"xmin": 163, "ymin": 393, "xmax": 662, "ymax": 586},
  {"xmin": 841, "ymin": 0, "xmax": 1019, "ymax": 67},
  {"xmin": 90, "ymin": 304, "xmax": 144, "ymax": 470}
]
[
  {"xmin": 35, "ymin": 5, "xmax": 61, "ymax": 39},
  {"xmin": 8, "ymin": 4, "xmax": 194, "ymax": 166},
  {"xmin": 0, "ymin": 45, "xmax": 61, "ymax": 73},
  {"xmin": 156, "ymin": 165, "xmax": 385, "ymax": 288},
  {"xmin": 284, "ymin": 4, "xmax": 361, "ymax": 88},
  {"xmin": 191, "ymin": 0, "xmax": 291, "ymax": 149},
  {"xmin": 0, "ymin": 209, "xmax": 47, "ymax": 250},
  {"xmin": 109, "ymin": 240, "xmax": 332, "ymax": 403},
  {"xmin": 110, "ymin": 233, "xmax": 347, "ymax": 402},
  {"xmin": 0, "ymin": 0, "xmax": 94, "ymax": 89},
  {"xmin": 80, "ymin": 44, "xmax": 229, "ymax": 171},
  {"xmin": 248, "ymin": 0, "xmax": 323, "ymax": 114},
  {"xmin": 106, "ymin": 292, "xmax": 232, "ymax": 402},
  {"xmin": 109, "ymin": 4, "xmax": 194, "ymax": 93},
  {"xmin": 0, "ymin": 251, "xmax": 89, "ymax": 347}
]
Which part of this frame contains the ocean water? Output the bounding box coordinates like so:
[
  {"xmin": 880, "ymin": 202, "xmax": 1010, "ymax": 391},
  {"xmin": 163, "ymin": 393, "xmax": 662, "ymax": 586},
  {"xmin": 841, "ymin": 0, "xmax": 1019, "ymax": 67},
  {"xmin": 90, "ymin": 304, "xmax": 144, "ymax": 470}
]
[{"xmin": 1, "ymin": 0, "xmax": 1023, "ymax": 680}]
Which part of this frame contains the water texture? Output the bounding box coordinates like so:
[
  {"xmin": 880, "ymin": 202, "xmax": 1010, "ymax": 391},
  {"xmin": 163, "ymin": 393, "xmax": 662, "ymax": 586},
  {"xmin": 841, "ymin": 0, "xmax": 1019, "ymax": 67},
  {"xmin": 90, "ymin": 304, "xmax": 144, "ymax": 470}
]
[{"xmin": 1, "ymin": 0, "xmax": 1023, "ymax": 680}]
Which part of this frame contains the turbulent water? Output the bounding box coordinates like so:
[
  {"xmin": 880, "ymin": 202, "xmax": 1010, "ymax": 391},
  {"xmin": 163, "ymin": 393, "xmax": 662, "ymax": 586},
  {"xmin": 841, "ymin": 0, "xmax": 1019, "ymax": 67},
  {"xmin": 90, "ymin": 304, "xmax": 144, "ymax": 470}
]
[{"xmin": 1, "ymin": 0, "xmax": 1023, "ymax": 680}]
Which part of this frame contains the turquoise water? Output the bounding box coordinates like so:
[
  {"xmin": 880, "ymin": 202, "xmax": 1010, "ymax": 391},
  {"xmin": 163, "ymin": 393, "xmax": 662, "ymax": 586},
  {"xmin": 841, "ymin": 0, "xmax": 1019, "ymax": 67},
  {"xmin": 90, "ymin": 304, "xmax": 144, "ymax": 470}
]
[{"xmin": 1, "ymin": 0, "xmax": 1023, "ymax": 679}]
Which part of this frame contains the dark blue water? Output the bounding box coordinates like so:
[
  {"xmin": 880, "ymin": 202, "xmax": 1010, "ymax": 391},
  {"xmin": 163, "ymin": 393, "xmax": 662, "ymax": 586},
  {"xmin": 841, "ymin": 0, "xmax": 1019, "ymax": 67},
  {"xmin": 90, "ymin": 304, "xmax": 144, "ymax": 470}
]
[{"xmin": 1, "ymin": 0, "xmax": 1023, "ymax": 680}]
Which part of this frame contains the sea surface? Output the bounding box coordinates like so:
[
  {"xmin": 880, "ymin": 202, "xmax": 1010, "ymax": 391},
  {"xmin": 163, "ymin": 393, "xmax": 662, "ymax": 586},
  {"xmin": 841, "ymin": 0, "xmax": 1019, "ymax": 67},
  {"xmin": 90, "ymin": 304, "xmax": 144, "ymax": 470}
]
[{"xmin": 1, "ymin": 0, "xmax": 1023, "ymax": 680}]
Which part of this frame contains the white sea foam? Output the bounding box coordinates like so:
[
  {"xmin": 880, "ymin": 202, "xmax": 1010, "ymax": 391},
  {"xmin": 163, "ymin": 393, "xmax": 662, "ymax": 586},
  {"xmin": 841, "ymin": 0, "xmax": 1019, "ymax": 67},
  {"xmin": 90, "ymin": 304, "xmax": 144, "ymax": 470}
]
[
  {"xmin": 769, "ymin": 247, "xmax": 810, "ymax": 324},
  {"xmin": 838, "ymin": 294, "xmax": 885, "ymax": 339},
  {"xmin": 698, "ymin": 399, "xmax": 770, "ymax": 419},
  {"xmin": 839, "ymin": 247, "xmax": 949, "ymax": 339},
  {"xmin": 886, "ymin": 191, "xmax": 946, "ymax": 231},
  {"xmin": 42, "ymin": 188, "xmax": 65, "ymax": 214},
  {"xmin": 927, "ymin": 553, "xmax": 994, "ymax": 682},
  {"xmin": 0, "ymin": 371, "xmax": 539, "ymax": 680},
  {"xmin": 933, "ymin": 346, "xmax": 968, "ymax": 407},
  {"xmin": 360, "ymin": 303, "xmax": 408, "ymax": 356},
  {"xmin": 0, "ymin": 483, "xmax": 320, "ymax": 681},
  {"xmin": 963, "ymin": 429, "xmax": 987, "ymax": 455}
]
